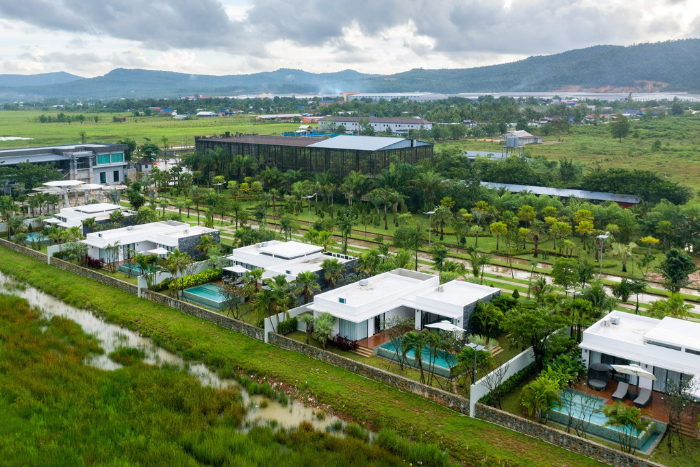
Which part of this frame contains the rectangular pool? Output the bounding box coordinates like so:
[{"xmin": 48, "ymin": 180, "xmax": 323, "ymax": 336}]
[
  {"xmin": 183, "ymin": 283, "xmax": 228, "ymax": 311},
  {"xmin": 375, "ymin": 341, "xmax": 455, "ymax": 378},
  {"xmin": 116, "ymin": 263, "xmax": 158, "ymax": 276},
  {"xmin": 22, "ymin": 231, "xmax": 49, "ymax": 245}
]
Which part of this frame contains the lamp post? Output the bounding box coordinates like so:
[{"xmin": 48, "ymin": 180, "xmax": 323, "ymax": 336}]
[
  {"xmin": 596, "ymin": 231, "xmax": 610, "ymax": 279},
  {"xmin": 424, "ymin": 210, "xmax": 436, "ymax": 248},
  {"xmin": 304, "ymin": 193, "xmax": 316, "ymax": 228},
  {"xmin": 467, "ymin": 343, "xmax": 486, "ymax": 384}
]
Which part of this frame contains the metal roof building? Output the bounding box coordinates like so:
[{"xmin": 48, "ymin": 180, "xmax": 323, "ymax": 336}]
[
  {"xmin": 481, "ymin": 182, "xmax": 641, "ymax": 206},
  {"xmin": 195, "ymin": 135, "xmax": 432, "ymax": 176}
]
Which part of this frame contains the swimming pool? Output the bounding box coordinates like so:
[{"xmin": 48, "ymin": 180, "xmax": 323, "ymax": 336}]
[
  {"xmin": 375, "ymin": 341, "xmax": 456, "ymax": 378},
  {"xmin": 116, "ymin": 263, "xmax": 158, "ymax": 276},
  {"xmin": 22, "ymin": 231, "xmax": 49, "ymax": 245},
  {"xmin": 548, "ymin": 389, "xmax": 666, "ymax": 452},
  {"xmin": 183, "ymin": 283, "xmax": 228, "ymax": 311}
]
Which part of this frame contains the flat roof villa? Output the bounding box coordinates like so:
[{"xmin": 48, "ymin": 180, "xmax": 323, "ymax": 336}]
[
  {"xmin": 49, "ymin": 203, "xmax": 132, "ymax": 232},
  {"xmin": 580, "ymin": 311, "xmax": 700, "ymax": 399},
  {"xmin": 226, "ymin": 240, "xmax": 354, "ymax": 286},
  {"xmin": 83, "ymin": 221, "xmax": 219, "ymax": 263},
  {"xmin": 307, "ymin": 269, "xmax": 500, "ymax": 342}
]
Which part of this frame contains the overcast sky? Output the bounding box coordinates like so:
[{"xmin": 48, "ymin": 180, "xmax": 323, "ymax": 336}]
[{"xmin": 0, "ymin": 0, "xmax": 699, "ymax": 77}]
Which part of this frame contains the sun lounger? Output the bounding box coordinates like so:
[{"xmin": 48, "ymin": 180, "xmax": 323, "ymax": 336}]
[
  {"xmin": 612, "ymin": 382, "xmax": 629, "ymax": 401},
  {"xmin": 633, "ymin": 388, "xmax": 652, "ymax": 408}
]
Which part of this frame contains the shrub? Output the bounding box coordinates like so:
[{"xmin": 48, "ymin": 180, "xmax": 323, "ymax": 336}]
[
  {"xmin": 479, "ymin": 362, "xmax": 537, "ymax": 406},
  {"xmin": 108, "ymin": 347, "xmax": 146, "ymax": 366},
  {"xmin": 330, "ymin": 335, "xmax": 359, "ymax": 352},
  {"xmin": 376, "ymin": 428, "xmax": 453, "ymax": 467},
  {"xmin": 151, "ymin": 268, "xmax": 223, "ymax": 292},
  {"xmin": 277, "ymin": 317, "xmax": 298, "ymax": 335},
  {"xmin": 489, "ymin": 248, "xmax": 533, "ymax": 256},
  {"xmin": 344, "ymin": 423, "xmax": 369, "ymax": 442},
  {"xmin": 85, "ymin": 256, "xmax": 104, "ymax": 269},
  {"xmin": 254, "ymin": 318, "xmax": 265, "ymax": 329},
  {"xmin": 538, "ymin": 248, "xmax": 579, "ymax": 259}
]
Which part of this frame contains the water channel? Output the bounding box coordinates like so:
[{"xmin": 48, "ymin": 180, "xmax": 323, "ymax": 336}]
[{"xmin": 0, "ymin": 272, "xmax": 346, "ymax": 434}]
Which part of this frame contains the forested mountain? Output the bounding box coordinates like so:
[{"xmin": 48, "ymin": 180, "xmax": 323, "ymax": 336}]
[{"xmin": 1, "ymin": 39, "xmax": 700, "ymax": 101}]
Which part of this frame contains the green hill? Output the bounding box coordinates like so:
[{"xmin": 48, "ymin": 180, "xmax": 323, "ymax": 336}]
[{"xmin": 1, "ymin": 39, "xmax": 700, "ymax": 100}]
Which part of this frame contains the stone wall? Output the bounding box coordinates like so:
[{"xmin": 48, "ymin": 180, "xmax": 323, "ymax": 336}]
[
  {"xmin": 50, "ymin": 257, "xmax": 139, "ymax": 295},
  {"xmin": 0, "ymin": 237, "xmax": 48, "ymax": 262},
  {"xmin": 475, "ymin": 404, "xmax": 664, "ymax": 467},
  {"xmin": 141, "ymin": 289, "xmax": 264, "ymax": 341},
  {"xmin": 269, "ymin": 333, "xmax": 470, "ymax": 412}
]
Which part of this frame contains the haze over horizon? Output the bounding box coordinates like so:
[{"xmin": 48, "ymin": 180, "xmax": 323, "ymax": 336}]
[{"xmin": 1, "ymin": 0, "xmax": 700, "ymax": 78}]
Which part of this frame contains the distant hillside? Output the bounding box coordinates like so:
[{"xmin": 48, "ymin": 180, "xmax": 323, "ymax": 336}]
[
  {"xmin": 1, "ymin": 39, "xmax": 700, "ymax": 101},
  {"xmin": 0, "ymin": 71, "xmax": 83, "ymax": 88}
]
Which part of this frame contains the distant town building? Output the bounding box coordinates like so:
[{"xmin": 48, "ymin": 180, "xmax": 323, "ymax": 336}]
[
  {"xmin": 318, "ymin": 116, "xmax": 433, "ymax": 133},
  {"xmin": 255, "ymin": 114, "xmax": 302, "ymax": 122}
]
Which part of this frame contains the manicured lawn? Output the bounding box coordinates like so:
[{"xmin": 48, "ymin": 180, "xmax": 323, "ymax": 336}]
[{"xmin": 0, "ymin": 244, "xmax": 604, "ymax": 466}]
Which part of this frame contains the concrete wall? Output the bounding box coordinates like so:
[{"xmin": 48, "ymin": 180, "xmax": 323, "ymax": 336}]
[
  {"xmin": 470, "ymin": 347, "xmax": 535, "ymax": 416},
  {"xmin": 50, "ymin": 257, "xmax": 139, "ymax": 295},
  {"xmin": 269, "ymin": 332, "xmax": 470, "ymax": 412},
  {"xmin": 265, "ymin": 303, "xmax": 313, "ymax": 343},
  {"xmin": 475, "ymin": 404, "xmax": 664, "ymax": 467},
  {"xmin": 0, "ymin": 237, "xmax": 49, "ymax": 262}
]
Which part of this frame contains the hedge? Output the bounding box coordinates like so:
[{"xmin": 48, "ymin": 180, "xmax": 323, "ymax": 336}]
[
  {"xmin": 277, "ymin": 317, "xmax": 298, "ymax": 335},
  {"xmin": 479, "ymin": 361, "xmax": 537, "ymax": 406},
  {"xmin": 151, "ymin": 268, "xmax": 223, "ymax": 292}
]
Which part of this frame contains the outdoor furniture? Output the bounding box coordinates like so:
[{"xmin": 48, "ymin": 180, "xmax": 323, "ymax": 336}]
[
  {"xmin": 633, "ymin": 388, "xmax": 652, "ymax": 408},
  {"xmin": 612, "ymin": 381, "xmax": 629, "ymax": 401},
  {"xmin": 588, "ymin": 379, "xmax": 607, "ymax": 391},
  {"xmin": 587, "ymin": 363, "xmax": 612, "ymax": 391}
]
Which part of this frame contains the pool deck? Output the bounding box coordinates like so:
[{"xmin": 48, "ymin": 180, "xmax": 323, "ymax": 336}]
[
  {"xmin": 357, "ymin": 333, "xmax": 391, "ymax": 349},
  {"xmin": 580, "ymin": 381, "xmax": 700, "ymax": 424}
]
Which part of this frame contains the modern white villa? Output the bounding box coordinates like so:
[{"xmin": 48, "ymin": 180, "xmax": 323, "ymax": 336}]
[
  {"xmin": 580, "ymin": 311, "xmax": 700, "ymax": 399},
  {"xmin": 46, "ymin": 203, "xmax": 133, "ymax": 232},
  {"xmin": 226, "ymin": 240, "xmax": 355, "ymax": 286},
  {"xmin": 307, "ymin": 269, "xmax": 500, "ymax": 341},
  {"xmin": 83, "ymin": 221, "xmax": 219, "ymax": 263}
]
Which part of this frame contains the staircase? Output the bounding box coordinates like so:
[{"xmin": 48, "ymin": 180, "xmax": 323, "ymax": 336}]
[
  {"xmin": 352, "ymin": 346, "xmax": 375, "ymax": 358},
  {"xmin": 491, "ymin": 346, "xmax": 504, "ymax": 358},
  {"xmin": 675, "ymin": 421, "xmax": 700, "ymax": 439}
]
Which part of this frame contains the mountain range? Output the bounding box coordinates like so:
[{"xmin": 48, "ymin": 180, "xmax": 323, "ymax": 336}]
[{"xmin": 1, "ymin": 39, "xmax": 700, "ymax": 101}]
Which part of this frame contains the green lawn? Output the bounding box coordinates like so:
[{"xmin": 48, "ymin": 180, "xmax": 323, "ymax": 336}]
[{"xmin": 0, "ymin": 244, "xmax": 604, "ymax": 467}]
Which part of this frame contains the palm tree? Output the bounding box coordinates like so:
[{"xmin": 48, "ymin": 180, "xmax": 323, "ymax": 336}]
[
  {"xmin": 528, "ymin": 258, "xmax": 539, "ymax": 299},
  {"xmin": 175, "ymin": 200, "xmax": 186, "ymax": 220},
  {"xmin": 298, "ymin": 313, "xmax": 315, "ymax": 344},
  {"xmin": 294, "ymin": 271, "xmax": 320, "ymax": 304},
  {"xmin": 316, "ymin": 231, "xmax": 337, "ymax": 252},
  {"xmin": 403, "ymin": 330, "xmax": 429, "ymax": 384},
  {"xmin": 321, "ymin": 258, "xmax": 344, "ymax": 289},
  {"xmin": 612, "ymin": 242, "xmax": 637, "ymax": 273},
  {"xmin": 432, "ymin": 206, "xmax": 452, "ymax": 241},
  {"xmin": 602, "ymin": 402, "xmax": 653, "ymax": 453},
  {"xmin": 489, "ymin": 222, "xmax": 508, "ymax": 250},
  {"xmin": 411, "ymin": 170, "xmax": 444, "ymax": 207},
  {"xmin": 195, "ymin": 234, "xmax": 215, "ymax": 258},
  {"xmin": 655, "ymin": 221, "xmax": 674, "ymax": 253},
  {"xmin": 7, "ymin": 215, "xmax": 25, "ymax": 240},
  {"xmin": 163, "ymin": 249, "xmax": 192, "ymax": 297},
  {"xmin": 521, "ymin": 376, "xmax": 562, "ymax": 423}
]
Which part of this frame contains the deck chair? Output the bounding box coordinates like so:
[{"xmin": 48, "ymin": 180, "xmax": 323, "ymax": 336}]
[
  {"xmin": 633, "ymin": 388, "xmax": 652, "ymax": 408},
  {"xmin": 612, "ymin": 381, "xmax": 629, "ymax": 401}
]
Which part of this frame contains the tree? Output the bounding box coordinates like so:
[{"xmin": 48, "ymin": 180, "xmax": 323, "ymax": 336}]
[
  {"xmin": 489, "ymin": 222, "xmax": 508, "ymax": 250},
  {"xmin": 521, "ymin": 375, "xmax": 562, "ymax": 424},
  {"xmin": 158, "ymin": 198, "xmax": 169, "ymax": 217},
  {"xmin": 298, "ymin": 313, "xmax": 315, "ymax": 344},
  {"xmin": 321, "ymin": 258, "xmax": 344, "ymax": 289},
  {"xmin": 381, "ymin": 316, "xmax": 415, "ymax": 371},
  {"xmin": 659, "ymin": 249, "xmax": 697, "ymax": 293},
  {"xmin": 195, "ymin": 234, "xmax": 216, "ymax": 258},
  {"xmin": 602, "ymin": 402, "xmax": 653, "ymax": 454},
  {"xmin": 610, "ymin": 278, "xmax": 633, "ymax": 305},
  {"xmin": 611, "ymin": 242, "xmax": 637, "ymax": 273},
  {"xmin": 403, "ymin": 330, "xmax": 431, "ymax": 384},
  {"xmin": 663, "ymin": 378, "xmax": 699, "ymax": 452},
  {"xmin": 503, "ymin": 306, "xmax": 566, "ymax": 371},
  {"xmin": 163, "ymin": 249, "xmax": 193, "ymax": 297},
  {"xmin": 477, "ymin": 301, "xmax": 504, "ymax": 343},
  {"xmin": 294, "ymin": 271, "xmax": 320, "ymax": 304},
  {"xmin": 647, "ymin": 293, "xmax": 693, "ymax": 320},
  {"xmin": 411, "ymin": 170, "xmax": 444, "ymax": 208},
  {"xmin": 336, "ymin": 207, "xmax": 356, "ymax": 255},
  {"xmin": 655, "ymin": 220, "xmax": 674, "ymax": 254},
  {"xmin": 312, "ymin": 312, "xmax": 336, "ymax": 349},
  {"xmin": 610, "ymin": 113, "xmax": 631, "ymax": 142},
  {"xmin": 629, "ymin": 279, "xmax": 647, "ymax": 315},
  {"xmin": 639, "ymin": 236, "xmax": 659, "ymax": 257},
  {"xmin": 393, "ymin": 222, "xmax": 425, "ymax": 271},
  {"xmin": 430, "ymin": 243, "xmax": 448, "ymax": 271},
  {"xmin": 575, "ymin": 220, "xmax": 594, "ymax": 251},
  {"xmin": 221, "ymin": 281, "xmax": 246, "ymax": 320},
  {"xmin": 6, "ymin": 215, "xmax": 24, "ymax": 240},
  {"xmin": 432, "ymin": 205, "xmax": 452, "ymax": 241},
  {"xmin": 551, "ymin": 257, "xmax": 579, "ymax": 290}
]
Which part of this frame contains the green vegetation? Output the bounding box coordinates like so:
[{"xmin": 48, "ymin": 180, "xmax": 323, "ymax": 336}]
[
  {"xmin": 0, "ymin": 246, "xmax": 603, "ymax": 466},
  {"xmin": 108, "ymin": 346, "xmax": 146, "ymax": 366}
]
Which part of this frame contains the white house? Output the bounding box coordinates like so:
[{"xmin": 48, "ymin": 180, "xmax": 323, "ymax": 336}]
[
  {"xmin": 226, "ymin": 240, "xmax": 354, "ymax": 286},
  {"xmin": 83, "ymin": 221, "xmax": 219, "ymax": 263},
  {"xmin": 318, "ymin": 116, "xmax": 433, "ymax": 134},
  {"xmin": 48, "ymin": 203, "xmax": 132, "ymax": 233},
  {"xmin": 307, "ymin": 269, "xmax": 500, "ymax": 341},
  {"xmin": 580, "ymin": 311, "xmax": 700, "ymax": 398}
]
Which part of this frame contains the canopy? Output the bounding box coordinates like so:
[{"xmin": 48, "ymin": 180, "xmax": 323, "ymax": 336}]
[
  {"xmin": 76, "ymin": 184, "xmax": 104, "ymax": 191},
  {"xmin": 425, "ymin": 320, "xmax": 464, "ymax": 333},
  {"xmin": 44, "ymin": 180, "xmax": 84, "ymax": 187},
  {"xmin": 224, "ymin": 265, "xmax": 248, "ymax": 274},
  {"xmin": 147, "ymin": 247, "xmax": 169, "ymax": 255},
  {"xmin": 612, "ymin": 364, "xmax": 657, "ymax": 381},
  {"xmin": 43, "ymin": 217, "xmax": 61, "ymax": 224}
]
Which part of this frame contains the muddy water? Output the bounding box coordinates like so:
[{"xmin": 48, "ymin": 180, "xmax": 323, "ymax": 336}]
[{"xmin": 0, "ymin": 272, "xmax": 344, "ymax": 432}]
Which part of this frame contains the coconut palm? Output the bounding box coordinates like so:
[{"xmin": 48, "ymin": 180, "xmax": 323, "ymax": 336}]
[
  {"xmin": 402, "ymin": 330, "xmax": 430, "ymax": 384},
  {"xmin": 411, "ymin": 170, "xmax": 444, "ymax": 207},
  {"xmin": 7, "ymin": 215, "xmax": 25, "ymax": 240},
  {"xmin": 520, "ymin": 375, "xmax": 562, "ymax": 424},
  {"xmin": 432, "ymin": 205, "xmax": 453, "ymax": 241},
  {"xmin": 602, "ymin": 402, "xmax": 653, "ymax": 453},
  {"xmin": 321, "ymin": 258, "xmax": 344, "ymax": 289},
  {"xmin": 294, "ymin": 271, "xmax": 320, "ymax": 304}
]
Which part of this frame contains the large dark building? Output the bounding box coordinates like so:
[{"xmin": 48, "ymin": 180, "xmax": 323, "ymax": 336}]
[{"xmin": 194, "ymin": 135, "xmax": 433, "ymax": 176}]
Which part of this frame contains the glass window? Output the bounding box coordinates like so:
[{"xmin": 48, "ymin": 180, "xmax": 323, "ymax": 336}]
[
  {"xmin": 113, "ymin": 170, "xmax": 120, "ymax": 182},
  {"xmin": 111, "ymin": 153, "xmax": 124, "ymax": 163},
  {"xmin": 96, "ymin": 154, "xmax": 110, "ymax": 164},
  {"xmin": 99, "ymin": 172, "xmax": 106, "ymax": 184},
  {"xmin": 339, "ymin": 318, "xmax": 368, "ymax": 341},
  {"xmin": 646, "ymin": 340, "xmax": 681, "ymax": 351}
]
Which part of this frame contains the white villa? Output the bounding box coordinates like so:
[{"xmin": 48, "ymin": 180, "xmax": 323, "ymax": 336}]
[
  {"xmin": 83, "ymin": 221, "xmax": 219, "ymax": 263},
  {"xmin": 307, "ymin": 269, "xmax": 500, "ymax": 341},
  {"xmin": 226, "ymin": 240, "xmax": 354, "ymax": 285},
  {"xmin": 46, "ymin": 203, "xmax": 132, "ymax": 232},
  {"xmin": 580, "ymin": 311, "xmax": 700, "ymax": 398}
]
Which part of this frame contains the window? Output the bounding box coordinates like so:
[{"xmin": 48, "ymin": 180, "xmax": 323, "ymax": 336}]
[
  {"xmin": 646, "ymin": 340, "xmax": 682, "ymax": 351},
  {"xmin": 96, "ymin": 154, "xmax": 110, "ymax": 165},
  {"xmin": 686, "ymin": 348, "xmax": 700, "ymax": 356},
  {"xmin": 113, "ymin": 170, "xmax": 120, "ymax": 183},
  {"xmin": 99, "ymin": 172, "xmax": 106, "ymax": 184},
  {"xmin": 338, "ymin": 297, "xmax": 346, "ymax": 304},
  {"xmin": 110, "ymin": 153, "xmax": 124, "ymax": 163}
]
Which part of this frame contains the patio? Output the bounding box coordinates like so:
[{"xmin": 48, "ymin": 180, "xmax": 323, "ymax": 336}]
[{"xmin": 357, "ymin": 332, "xmax": 391, "ymax": 349}]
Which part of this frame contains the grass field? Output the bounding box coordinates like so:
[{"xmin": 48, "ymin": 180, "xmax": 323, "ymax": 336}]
[
  {"xmin": 0, "ymin": 293, "xmax": 442, "ymax": 466},
  {"xmin": 0, "ymin": 110, "xmax": 299, "ymax": 149},
  {"xmin": 0, "ymin": 244, "xmax": 604, "ymax": 467}
]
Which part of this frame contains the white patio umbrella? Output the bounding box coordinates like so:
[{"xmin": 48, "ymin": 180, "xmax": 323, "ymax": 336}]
[
  {"xmin": 425, "ymin": 320, "xmax": 464, "ymax": 335},
  {"xmin": 612, "ymin": 364, "xmax": 656, "ymax": 391}
]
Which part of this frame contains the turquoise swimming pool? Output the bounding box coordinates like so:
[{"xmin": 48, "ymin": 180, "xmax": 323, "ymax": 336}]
[
  {"xmin": 183, "ymin": 283, "xmax": 227, "ymax": 310},
  {"xmin": 375, "ymin": 341, "xmax": 456, "ymax": 378},
  {"xmin": 21, "ymin": 231, "xmax": 49, "ymax": 245},
  {"xmin": 116, "ymin": 263, "xmax": 158, "ymax": 276}
]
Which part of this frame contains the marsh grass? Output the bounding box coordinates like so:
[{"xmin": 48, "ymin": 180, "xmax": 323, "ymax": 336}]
[{"xmin": 108, "ymin": 346, "xmax": 146, "ymax": 366}]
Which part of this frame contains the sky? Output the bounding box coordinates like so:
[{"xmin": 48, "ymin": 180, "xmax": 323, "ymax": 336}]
[{"xmin": 0, "ymin": 0, "xmax": 699, "ymax": 77}]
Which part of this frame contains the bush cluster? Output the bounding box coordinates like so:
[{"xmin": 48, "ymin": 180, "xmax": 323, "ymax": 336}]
[
  {"xmin": 479, "ymin": 362, "xmax": 537, "ymax": 406},
  {"xmin": 330, "ymin": 335, "xmax": 360, "ymax": 352},
  {"xmin": 151, "ymin": 268, "xmax": 223, "ymax": 292},
  {"xmin": 277, "ymin": 317, "xmax": 298, "ymax": 335}
]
